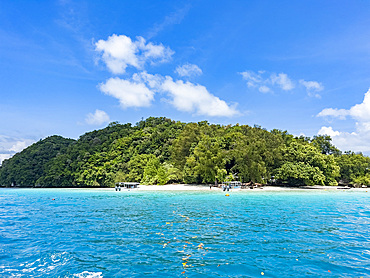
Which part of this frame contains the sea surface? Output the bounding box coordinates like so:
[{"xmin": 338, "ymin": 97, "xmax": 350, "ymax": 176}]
[{"xmin": 1, "ymin": 188, "xmax": 370, "ymax": 277}]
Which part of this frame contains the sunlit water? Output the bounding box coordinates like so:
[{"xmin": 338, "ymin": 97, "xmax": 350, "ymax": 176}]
[{"xmin": 1, "ymin": 188, "xmax": 370, "ymax": 277}]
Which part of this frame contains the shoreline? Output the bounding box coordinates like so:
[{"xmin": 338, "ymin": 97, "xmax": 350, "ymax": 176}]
[
  {"xmin": 120, "ymin": 184, "xmax": 369, "ymax": 192},
  {"xmin": 2, "ymin": 184, "xmax": 368, "ymax": 192}
]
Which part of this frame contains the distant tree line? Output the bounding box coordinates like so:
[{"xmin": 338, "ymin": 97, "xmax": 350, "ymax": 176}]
[{"xmin": 1, "ymin": 117, "xmax": 370, "ymax": 187}]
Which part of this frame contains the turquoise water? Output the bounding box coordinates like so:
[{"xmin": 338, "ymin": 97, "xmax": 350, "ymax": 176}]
[{"xmin": 1, "ymin": 189, "xmax": 370, "ymax": 277}]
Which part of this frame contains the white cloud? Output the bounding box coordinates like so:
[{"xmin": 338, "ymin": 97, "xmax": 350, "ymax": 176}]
[
  {"xmin": 95, "ymin": 34, "xmax": 238, "ymax": 118},
  {"xmin": 318, "ymin": 88, "xmax": 370, "ymax": 121},
  {"xmin": 349, "ymin": 89, "xmax": 370, "ymax": 122},
  {"xmin": 318, "ymin": 126, "xmax": 341, "ymax": 137},
  {"xmin": 239, "ymin": 71, "xmax": 263, "ymax": 88},
  {"xmin": 299, "ymin": 79, "xmax": 324, "ymax": 92},
  {"xmin": 270, "ymin": 73, "xmax": 295, "ymax": 91},
  {"xmin": 0, "ymin": 154, "xmax": 13, "ymax": 165},
  {"xmin": 161, "ymin": 77, "xmax": 238, "ymax": 117},
  {"xmin": 240, "ymin": 70, "xmax": 323, "ymax": 97},
  {"xmin": 105, "ymin": 72, "xmax": 239, "ymax": 117},
  {"xmin": 175, "ymin": 63, "xmax": 203, "ymax": 77},
  {"xmin": 258, "ymin": 85, "xmax": 271, "ymax": 93},
  {"xmin": 135, "ymin": 36, "xmax": 174, "ymax": 64},
  {"xmin": 317, "ymin": 88, "xmax": 370, "ymax": 153},
  {"xmin": 317, "ymin": 108, "xmax": 350, "ymax": 120},
  {"xmin": 99, "ymin": 77, "xmax": 155, "ymax": 108},
  {"xmin": 9, "ymin": 141, "xmax": 29, "ymax": 152},
  {"xmin": 85, "ymin": 109, "xmax": 110, "ymax": 125},
  {"xmin": 95, "ymin": 34, "xmax": 174, "ymax": 74},
  {"xmin": 0, "ymin": 135, "xmax": 35, "ymax": 165},
  {"xmin": 317, "ymin": 126, "xmax": 370, "ymax": 153},
  {"xmin": 95, "ymin": 34, "xmax": 139, "ymax": 74},
  {"xmin": 132, "ymin": 71, "xmax": 163, "ymax": 90},
  {"xmin": 299, "ymin": 79, "xmax": 324, "ymax": 98}
]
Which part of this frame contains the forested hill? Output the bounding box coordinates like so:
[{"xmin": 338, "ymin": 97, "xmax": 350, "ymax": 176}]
[{"xmin": 1, "ymin": 117, "xmax": 370, "ymax": 187}]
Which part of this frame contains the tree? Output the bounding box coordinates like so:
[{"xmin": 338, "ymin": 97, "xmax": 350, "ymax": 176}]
[
  {"xmin": 0, "ymin": 136, "xmax": 74, "ymax": 187},
  {"xmin": 336, "ymin": 152, "xmax": 370, "ymax": 183},
  {"xmin": 171, "ymin": 123, "xmax": 201, "ymax": 169},
  {"xmin": 275, "ymin": 141, "xmax": 339, "ymax": 186},
  {"xmin": 183, "ymin": 135, "xmax": 225, "ymax": 184},
  {"xmin": 276, "ymin": 162, "xmax": 325, "ymax": 186},
  {"xmin": 311, "ymin": 135, "xmax": 341, "ymax": 156}
]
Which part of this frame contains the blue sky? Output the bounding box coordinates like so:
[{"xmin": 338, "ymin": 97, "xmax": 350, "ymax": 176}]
[{"xmin": 1, "ymin": 0, "xmax": 370, "ymax": 163}]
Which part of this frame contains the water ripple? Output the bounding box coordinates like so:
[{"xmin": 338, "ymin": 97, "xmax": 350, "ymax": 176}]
[{"xmin": 1, "ymin": 189, "xmax": 370, "ymax": 277}]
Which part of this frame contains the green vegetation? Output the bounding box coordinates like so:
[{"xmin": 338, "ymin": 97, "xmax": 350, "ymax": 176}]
[{"xmin": 1, "ymin": 117, "xmax": 370, "ymax": 187}]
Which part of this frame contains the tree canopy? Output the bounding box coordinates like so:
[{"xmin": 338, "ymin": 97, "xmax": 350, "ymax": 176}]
[{"xmin": 1, "ymin": 117, "xmax": 369, "ymax": 187}]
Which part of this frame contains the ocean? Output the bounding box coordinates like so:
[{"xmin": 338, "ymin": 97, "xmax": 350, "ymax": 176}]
[{"xmin": 1, "ymin": 188, "xmax": 370, "ymax": 277}]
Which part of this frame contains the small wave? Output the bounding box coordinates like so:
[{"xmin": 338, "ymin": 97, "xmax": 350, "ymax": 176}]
[{"xmin": 73, "ymin": 271, "xmax": 103, "ymax": 278}]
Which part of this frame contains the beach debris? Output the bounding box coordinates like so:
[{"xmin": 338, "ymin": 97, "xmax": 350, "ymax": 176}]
[{"xmin": 261, "ymin": 272, "xmax": 265, "ymax": 275}]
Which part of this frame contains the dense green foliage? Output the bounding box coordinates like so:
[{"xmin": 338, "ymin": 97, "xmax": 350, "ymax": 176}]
[
  {"xmin": 1, "ymin": 117, "xmax": 370, "ymax": 187},
  {"xmin": 0, "ymin": 136, "xmax": 74, "ymax": 186}
]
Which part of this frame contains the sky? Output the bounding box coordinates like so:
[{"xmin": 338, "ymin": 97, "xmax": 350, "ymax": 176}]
[{"xmin": 1, "ymin": 0, "xmax": 370, "ymax": 164}]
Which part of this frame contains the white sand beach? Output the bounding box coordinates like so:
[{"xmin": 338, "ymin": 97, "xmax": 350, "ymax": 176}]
[
  {"xmin": 117, "ymin": 184, "xmax": 370, "ymax": 192},
  {"xmin": 136, "ymin": 184, "xmax": 214, "ymax": 191}
]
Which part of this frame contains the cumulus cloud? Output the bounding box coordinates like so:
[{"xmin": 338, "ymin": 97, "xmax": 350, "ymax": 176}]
[
  {"xmin": 0, "ymin": 135, "xmax": 35, "ymax": 165},
  {"xmin": 317, "ymin": 126, "xmax": 370, "ymax": 153},
  {"xmin": 240, "ymin": 70, "xmax": 324, "ymax": 97},
  {"xmin": 135, "ymin": 36, "xmax": 174, "ymax": 64},
  {"xmin": 101, "ymin": 71, "xmax": 239, "ymax": 117},
  {"xmin": 317, "ymin": 88, "xmax": 370, "ymax": 153},
  {"xmin": 318, "ymin": 88, "xmax": 370, "ymax": 122},
  {"xmin": 99, "ymin": 77, "xmax": 155, "ymax": 108},
  {"xmin": 270, "ymin": 73, "xmax": 295, "ymax": 91},
  {"xmin": 317, "ymin": 108, "xmax": 350, "ymax": 120},
  {"xmin": 318, "ymin": 126, "xmax": 341, "ymax": 137},
  {"xmin": 95, "ymin": 33, "xmax": 238, "ymax": 117},
  {"xmin": 299, "ymin": 79, "xmax": 324, "ymax": 98},
  {"xmin": 132, "ymin": 71, "xmax": 163, "ymax": 90},
  {"xmin": 85, "ymin": 109, "xmax": 110, "ymax": 125},
  {"xmin": 349, "ymin": 89, "xmax": 370, "ymax": 122},
  {"xmin": 161, "ymin": 77, "xmax": 238, "ymax": 117},
  {"xmin": 175, "ymin": 63, "xmax": 203, "ymax": 77},
  {"xmin": 95, "ymin": 34, "xmax": 174, "ymax": 74}
]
